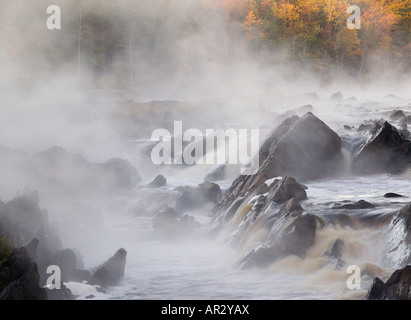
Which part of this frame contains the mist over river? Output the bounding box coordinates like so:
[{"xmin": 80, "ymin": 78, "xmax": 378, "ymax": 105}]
[{"xmin": 1, "ymin": 0, "xmax": 411, "ymax": 301}]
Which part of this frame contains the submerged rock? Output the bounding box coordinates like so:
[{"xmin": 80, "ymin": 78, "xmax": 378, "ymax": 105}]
[
  {"xmin": 367, "ymin": 265, "xmax": 411, "ymax": 300},
  {"xmin": 332, "ymin": 200, "xmax": 375, "ymax": 210},
  {"xmin": 352, "ymin": 120, "xmax": 411, "ymax": 175},
  {"xmin": 384, "ymin": 193, "xmax": 405, "ymax": 198}
]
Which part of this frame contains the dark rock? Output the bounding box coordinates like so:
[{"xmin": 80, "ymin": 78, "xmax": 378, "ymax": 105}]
[
  {"xmin": 384, "ymin": 202, "xmax": 411, "ymax": 268},
  {"xmin": 146, "ymin": 175, "xmax": 167, "ymax": 188},
  {"xmin": 213, "ymin": 176, "xmax": 307, "ymax": 231},
  {"xmin": 49, "ymin": 249, "xmax": 77, "ymax": 282},
  {"xmin": 213, "ymin": 113, "xmax": 341, "ymax": 221},
  {"xmin": 257, "ymin": 113, "xmax": 342, "ymax": 180},
  {"xmin": 0, "ymin": 192, "xmax": 46, "ymax": 246},
  {"xmin": 367, "ymin": 277, "xmax": 388, "ymax": 300},
  {"xmin": 330, "ymin": 91, "xmax": 344, "ymax": 102},
  {"xmin": 241, "ymin": 199, "xmax": 316, "ymax": 269},
  {"xmin": 323, "ymin": 239, "xmax": 345, "ymax": 269},
  {"xmin": 332, "ymin": 200, "xmax": 375, "ymax": 209},
  {"xmin": 358, "ymin": 124, "xmax": 375, "ymax": 132},
  {"xmin": 0, "ymin": 263, "xmax": 47, "ymax": 300},
  {"xmin": 344, "ymin": 125, "xmax": 352, "ymax": 131},
  {"xmin": 22, "ymin": 238, "xmax": 39, "ymax": 261},
  {"xmin": 367, "ymin": 266, "xmax": 411, "ymax": 300},
  {"xmin": 390, "ymin": 110, "xmax": 406, "ymax": 121},
  {"xmin": 174, "ymin": 182, "xmax": 222, "ymax": 213},
  {"xmin": 89, "ymin": 248, "xmax": 127, "ymax": 288},
  {"xmin": 270, "ymin": 177, "xmax": 307, "ymax": 204},
  {"xmin": 45, "ymin": 282, "xmax": 74, "ymax": 300},
  {"xmin": 0, "ymin": 245, "xmax": 47, "ymax": 300},
  {"xmin": 384, "ymin": 193, "xmax": 405, "ymax": 198},
  {"xmin": 198, "ymin": 182, "xmax": 222, "ymax": 204},
  {"xmin": 352, "ymin": 120, "xmax": 411, "ymax": 175},
  {"xmin": 0, "ymin": 247, "xmax": 32, "ymax": 291}
]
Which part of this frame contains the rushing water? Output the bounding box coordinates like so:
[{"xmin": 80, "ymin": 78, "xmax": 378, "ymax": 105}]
[
  {"xmin": 2, "ymin": 90, "xmax": 411, "ymax": 300},
  {"xmin": 60, "ymin": 172, "xmax": 410, "ymax": 300}
]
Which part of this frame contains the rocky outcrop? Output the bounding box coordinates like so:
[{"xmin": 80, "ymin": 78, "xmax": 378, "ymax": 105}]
[
  {"xmin": 322, "ymin": 239, "xmax": 345, "ymax": 269},
  {"xmin": 390, "ymin": 110, "xmax": 406, "ymax": 121},
  {"xmin": 0, "ymin": 246, "xmax": 46, "ymax": 300},
  {"xmin": 212, "ymin": 113, "xmax": 340, "ymax": 221},
  {"xmin": 0, "ymin": 145, "xmax": 141, "ymax": 198},
  {"xmin": 352, "ymin": 121, "xmax": 411, "ymax": 175},
  {"xmin": 367, "ymin": 265, "xmax": 411, "ymax": 300},
  {"xmin": 152, "ymin": 208, "xmax": 198, "ymax": 238},
  {"xmin": 175, "ymin": 182, "xmax": 222, "ymax": 213},
  {"xmin": 89, "ymin": 248, "xmax": 127, "ymax": 288},
  {"xmin": 240, "ymin": 198, "xmax": 317, "ymax": 269},
  {"xmin": 146, "ymin": 175, "xmax": 167, "ymax": 188},
  {"xmin": 384, "ymin": 202, "xmax": 411, "ymax": 268}
]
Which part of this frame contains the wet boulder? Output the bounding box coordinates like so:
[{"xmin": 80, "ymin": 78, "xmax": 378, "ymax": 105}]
[
  {"xmin": 330, "ymin": 91, "xmax": 344, "ymax": 102},
  {"xmin": 240, "ymin": 199, "xmax": 317, "ymax": 269},
  {"xmin": 198, "ymin": 182, "xmax": 222, "ymax": 204},
  {"xmin": 323, "ymin": 239, "xmax": 345, "ymax": 269},
  {"xmin": 332, "ymin": 200, "xmax": 375, "ymax": 210},
  {"xmin": 213, "ymin": 176, "xmax": 307, "ymax": 226},
  {"xmin": 384, "ymin": 193, "xmax": 405, "ymax": 198},
  {"xmin": 153, "ymin": 208, "xmax": 198, "ymax": 239},
  {"xmin": 212, "ymin": 113, "xmax": 340, "ymax": 222},
  {"xmin": 384, "ymin": 202, "xmax": 411, "ymax": 268},
  {"xmin": 48, "ymin": 249, "xmax": 77, "ymax": 282},
  {"xmin": 352, "ymin": 121, "xmax": 411, "ymax": 175},
  {"xmin": 89, "ymin": 248, "xmax": 127, "ymax": 288},
  {"xmin": 146, "ymin": 175, "xmax": 167, "ymax": 188},
  {"xmin": 367, "ymin": 265, "xmax": 411, "ymax": 300},
  {"xmin": 0, "ymin": 192, "xmax": 46, "ymax": 246},
  {"xmin": 390, "ymin": 110, "xmax": 406, "ymax": 121}
]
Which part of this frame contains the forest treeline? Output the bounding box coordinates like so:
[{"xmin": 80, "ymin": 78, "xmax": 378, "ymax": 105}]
[{"xmin": 1, "ymin": 0, "xmax": 410, "ymax": 87}]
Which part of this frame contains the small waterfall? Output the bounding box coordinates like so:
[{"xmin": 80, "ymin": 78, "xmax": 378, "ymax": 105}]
[{"xmin": 341, "ymin": 148, "xmax": 353, "ymax": 176}]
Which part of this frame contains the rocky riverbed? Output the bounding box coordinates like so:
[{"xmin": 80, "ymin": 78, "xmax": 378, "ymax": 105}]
[{"xmin": 1, "ymin": 91, "xmax": 411, "ymax": 300}]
